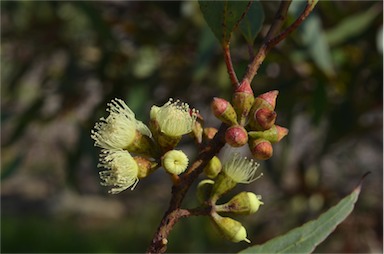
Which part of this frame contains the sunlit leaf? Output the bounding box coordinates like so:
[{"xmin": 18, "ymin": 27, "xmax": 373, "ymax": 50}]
[{"xmin": 239, "ymin": 184, "xmax": 361, "ymax": 253}]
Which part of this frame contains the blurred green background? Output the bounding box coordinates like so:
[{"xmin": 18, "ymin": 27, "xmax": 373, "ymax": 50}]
[{"xmin": 1, "ymin": 1, "xmax": 382, "ymax": 253}]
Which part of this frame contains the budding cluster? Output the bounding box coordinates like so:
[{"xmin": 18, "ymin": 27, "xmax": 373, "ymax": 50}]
[
  {"xmin": 91, "ymin": 98, "xmax": 197, "ymax": 193},
  {"xmin": 210, "ymin": 81, "xmax": 289, "ymax": 160}
]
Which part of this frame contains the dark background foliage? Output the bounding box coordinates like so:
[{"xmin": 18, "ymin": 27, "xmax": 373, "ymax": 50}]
[{"xmin": 1, "ymin": 1, "xmax": 382, "ymax": 253}]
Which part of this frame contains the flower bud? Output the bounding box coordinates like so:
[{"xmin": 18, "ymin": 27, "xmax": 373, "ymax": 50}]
[
  {"xmin": 162, "ymin": 150, "xmax": 189, "ymax": 175},
  {"xmin": 211, "ymin": 97, "xmax": 238, "ymax": 125},
  {"xmin": 249, "ymin": 138, "xmax": 273, "ymax": 160},
  {"xmin": 211, "ymin": 212, "xmax": 251, "ymax": 243},
  {"xmin": 232, "ymin": 80, "xmax": 255, "ymax": 125},
  {"xmin": 248, "ymin": 108, "xmax": 277, "ymax": 131},
  {"xmin": 134, "ymin": 156, "xmax": 158, "ymax": 179},
  {"xmin": 204, "ymin": 156, "xmax": 222, "ymax": 179},
  {"xmin": 196, "ymin": 179, "xmax": 215, "ymax": 204},
  {"xmin": 215, "ymin": 192, "xmax": 264, "ymax": 215},
  {"xmin": 254, "ymin": 90, "xmax": 279, "ymax": 110},
  {"xmin": 225, "ymin": 125, "xmax": 248, "ymax": 147},
  {"xmin": 248, "ymin": 125, "xmax": 289, "ymax": 143}
]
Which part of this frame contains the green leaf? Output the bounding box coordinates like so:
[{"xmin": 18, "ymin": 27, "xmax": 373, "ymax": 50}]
[
  {"xmin": 199, "ymin": 1, "xmax": 251, "ymax": 45},
  {"xmin": 239, "ymin": 185, "xmax": 361, "ymax": 253},
  {"xmin": 239, "ymin": 1, "xmax": 264, "ymax": 45}
]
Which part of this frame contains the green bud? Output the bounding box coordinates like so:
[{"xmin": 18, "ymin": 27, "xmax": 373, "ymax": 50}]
[
  {"xmin": 215, "ymin": 192, "xmax": 264, "ymax": 215},
  {"xmin": 196, "ymin": 179, "xmax": 215, "ymax": 204},
  {"xmin": 204, "ymin": 156, "xmax": 222, "ymax": 179},
  {"xmin": 211, "ymin": 212, "xmax": 251, "ymax": 243},
  {"xmin": 211, "ymin": 97, "xmax": 238, "ymax": 125},
  {"xmin": 248, "ymin": 125, "xmax": 289, "ymax": 143},
  {"xmin": 248, "ymin": 108, "xmax": 277, "ymax": 131},
  {"xmin": 232, "ymin": 80, "xmax": 255, "ymax": 126}
]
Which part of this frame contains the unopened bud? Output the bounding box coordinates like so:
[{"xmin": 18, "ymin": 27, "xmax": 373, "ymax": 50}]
[
  {"xmin": 255, "ymin": 90, "xmax": 279, "ymax": 110},
  {"xmin": 215, "ymin": 192, "xmax": 264, "ymax": 215},
  {"xmin": 196, "ymin": 179, "xmax": 215, "ymax": 204},
  {"xmin": 211, "ymin": 97, "xmax": 238, "ymax": 125},
  {"xmin": 225, "ymin": 125, "xmax": 248, "ymax": 147},
  {"xmin": 248, "ymin": 125, "xmax": 289, "ymax": 143},
  {"xmin": 162, "ymin": 150, "xmax": 189, "ymax": 175},
  {"xmin": 249, "ymin": 108, "xmax": 277, "ymax": 131},
  {"xmin": 204, "ymin": 156, "xmax": 222, "ymax": 179},
  {"xmin": 211, "ymin": 212, "xmax": 251, "ymax": 243},
  {"xmin": 134, "ymin": 156, "xmax": 158, "ymax": 179},
  {"xmin": 232, "ymin": 80, "xmax": 255, "ymax": 125},
  {"xmin": 249, "ymin": 138, "xmax": 273, "ymax": 160}
]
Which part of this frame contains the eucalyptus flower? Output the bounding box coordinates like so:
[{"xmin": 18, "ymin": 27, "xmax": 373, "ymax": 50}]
[
  {"xmin": 98, "ymin": 149, "xmax": 140, "ymax": 194},
  {"xmin": 91, "ymin": 98, "xmax": 156, "ymax": 156},
  {"xmin": 211, "ymin": 153, "xmax": 262, "ymax": 203}
]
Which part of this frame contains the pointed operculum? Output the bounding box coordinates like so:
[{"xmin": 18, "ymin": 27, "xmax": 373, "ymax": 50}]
[
  {"xmin": 249, "ymin": 138, "xmax": 273, "ymax": 160},
  {"xmin": 275, "ymin": 125, "xmax": 289, "ymax": 142},
  {"xmin": 211, "ymin": 97, "xmax": 238, "ymax": 125},
  {"xmin": 258, "ymin": 90, "xmax": 279, "ymax": 109},
  {"xmin": 225, "ymin": 125, "xmax": 248, "ymax": 147},
  {"xmin": 232, "ymin": 80, "xmax": 254, "ymax": 125}
]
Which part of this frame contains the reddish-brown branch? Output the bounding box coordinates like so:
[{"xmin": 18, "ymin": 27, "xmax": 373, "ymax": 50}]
[
  {"xmin": 146, "ymin": 124, "xmax": 227, "ymax": 254},
  {"xmin": 223, "ymin": 44, "xmax": 240, "ymax": 88},
  {"xmin": 244, "ymin": 0, "xmax": 317, "ymax": 84}
]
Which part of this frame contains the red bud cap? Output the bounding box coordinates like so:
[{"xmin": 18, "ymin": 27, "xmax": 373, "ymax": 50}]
[
  {"xmin": 275, "ymin": 125, "xmax": 289, "ymax": 142},
  {"xmin": 258, "ymin": 90, "xmax": 279, "ymax": 110},
  {"xmin": 255, "ymin": 108, "xmax": 277, "ymax": 130},
  {"xmin": 225, "ymin": 125, "xmax": 248, "ymax": 147},
  {"xmin": 235, "ymin": 80, "xmax": 253, "ymax": 94},
  {"xmin": 249, "ymin": 139, "xmax": 273, "ymax": 160},
  {"xmin": 211, "ymin": 97, "xmax": 238, "ymax": 125}
]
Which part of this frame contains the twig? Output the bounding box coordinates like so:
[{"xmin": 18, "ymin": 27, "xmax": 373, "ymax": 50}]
[
  {"xmin": 223, "ymin": 44, "xmax": 240, "ymax": 88},
  {"xmin": 244, "ymin": 0, "xmax": 317, "ymax": 84},
  {"xmin": 146, "ymin": 124, "xmax": 227, "ymax": 254}
]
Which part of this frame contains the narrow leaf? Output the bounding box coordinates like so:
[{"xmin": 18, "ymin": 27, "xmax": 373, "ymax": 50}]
[
  {"xmin": 326, "ymin": 6, "xmax": 380, "ymax": 46},
  {"xmin": 239, "ymin": 185, "xmax": 361, "ymax": 253},
  {"xmin": 199, "ymin": 1, "xmax": 250, "ymax": 45},
  {"xmin": 239, "ymin": 1, "xmax": 264, "ymax": 45}
]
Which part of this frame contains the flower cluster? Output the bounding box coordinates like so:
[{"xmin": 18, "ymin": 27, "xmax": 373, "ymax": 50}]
[
  {"xmin": 91, "ymin": 98, "xmax": 197, "ymax": 193},
  {"xmin": 198, "ymin": 152, "xmax": 263, "ymax": 243},
  {"xmin": 211, "ymin": 80, "xmax": 289, "ymax": 160}
]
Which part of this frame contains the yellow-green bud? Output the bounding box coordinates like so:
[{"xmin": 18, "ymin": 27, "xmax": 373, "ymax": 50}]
[
  {"xmin": 215, "ymin": 192, "xmax": 264, "ymax": 215},
  {"xmin": 196, "ymin": 179, "xmax": 215, "ymax": 204},
  {"xmin": 162, "ymin": 150, "xmax": 189, "ymax": 175},
  {"xmin": 211, "ymin": 97, "xmax": 238, "ymax": 125},
  {"xmin": 248, "ymin": 125, "xmax": 289, "ymax": 143},
  {"xmin": 211, "ymin": 212, "xmax": 251, "ymax": 243},
  {"xmin": 232, "ymin": 80, "xmax": 255, "ymax": 126},
  {"xmin": 204, "ymin": 156, "xmax": 222, "ymax": 179}
]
